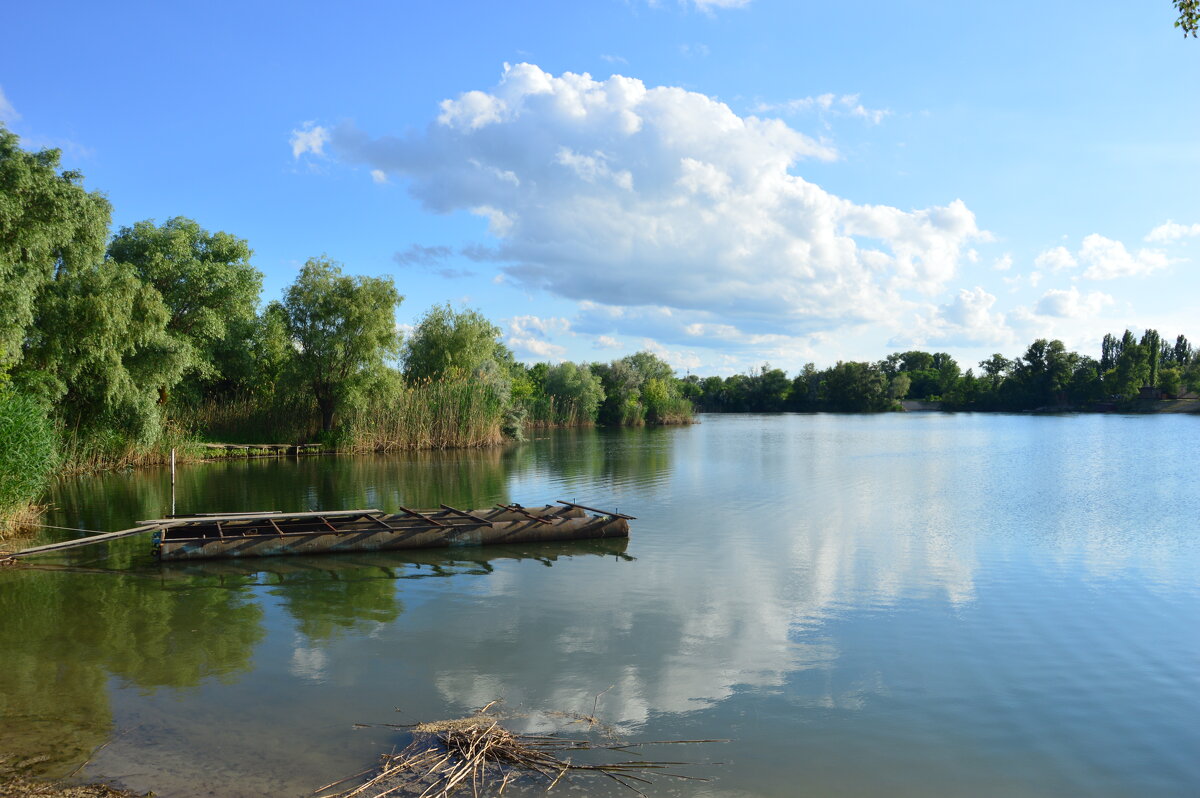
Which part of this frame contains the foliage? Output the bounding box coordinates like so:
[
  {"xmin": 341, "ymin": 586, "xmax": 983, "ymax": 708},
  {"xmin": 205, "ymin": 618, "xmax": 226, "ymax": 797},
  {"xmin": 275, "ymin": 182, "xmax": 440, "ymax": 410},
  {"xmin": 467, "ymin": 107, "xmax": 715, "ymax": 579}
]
[
  {"xmin": 282, "ymin": 256, "xmax": 402, "ymax": 432},
  {"xmin": 403, "ymin": 303, "xmax": 508, "ymax": 384},
  {"xmin": 107, "ymin": 216, "xmax": 260, "ymax": 396},
  {"xmin": 534, "ymin": 362, "xmax": 605, "ymax": 426},
  {"xmin": 1176, "ymin": 0, "xmax": 1198, "ymax": 36},
  {"xmin": 0, "ymin": 388, "xmax": 58, "ymax": 524},
  {"xmin": 0, "ymin": 127, "xmax": 111, "ymax": 371},
  {"xmin": 17, "ymin": 260, "xmax": 186, "ymax": 443}
]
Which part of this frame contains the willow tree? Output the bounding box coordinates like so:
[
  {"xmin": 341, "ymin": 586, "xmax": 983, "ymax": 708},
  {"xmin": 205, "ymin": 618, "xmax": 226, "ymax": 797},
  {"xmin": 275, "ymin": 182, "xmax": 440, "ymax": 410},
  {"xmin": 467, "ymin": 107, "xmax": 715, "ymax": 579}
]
[
  {"xmin": 20, "ymin": 261, "xmax": 186, "ymax": 443},
  {"xmin": 402, "ymin": 303, "xmax": 507, "ymax": 383},
  {"xmin": 0, "ymin": 127, "xmax": 111, "ymax": 372},
  {"xmin": 282, "ymin": 256, "xmax": 402, "ymax": 432},
  {"xmin": 107, "ymin": 217, "xmax": 260, "ymax": 403}
]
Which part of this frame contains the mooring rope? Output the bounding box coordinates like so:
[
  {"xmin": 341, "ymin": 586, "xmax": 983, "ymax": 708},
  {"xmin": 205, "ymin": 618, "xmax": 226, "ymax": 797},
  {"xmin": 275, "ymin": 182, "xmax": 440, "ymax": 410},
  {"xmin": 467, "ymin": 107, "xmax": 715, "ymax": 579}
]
[{"xmin": 27, "ymin": 522, "xmax": 108, "ymax": 535}]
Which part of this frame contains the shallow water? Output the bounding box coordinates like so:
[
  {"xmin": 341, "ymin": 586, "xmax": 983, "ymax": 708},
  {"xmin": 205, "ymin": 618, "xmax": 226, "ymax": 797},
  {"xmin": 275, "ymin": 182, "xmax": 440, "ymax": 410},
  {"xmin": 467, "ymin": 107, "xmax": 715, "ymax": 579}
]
[{"xmin": 3, "ymin": 413, "xmax": 1198, "ymax": 797}]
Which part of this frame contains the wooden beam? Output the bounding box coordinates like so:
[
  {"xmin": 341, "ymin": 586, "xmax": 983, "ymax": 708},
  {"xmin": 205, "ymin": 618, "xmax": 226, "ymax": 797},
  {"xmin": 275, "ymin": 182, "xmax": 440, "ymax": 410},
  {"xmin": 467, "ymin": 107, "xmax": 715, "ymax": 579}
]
[
  {"xmin": 138, "ymin": 509, "xmax": 381, "ymax": 525},
  {"xmin": 555, "ymin": 500, "xmax": 636, "ymax": 520},
  {"xmin": 4, "ymin": 525, "xmax": 160, "ymax": 559}
]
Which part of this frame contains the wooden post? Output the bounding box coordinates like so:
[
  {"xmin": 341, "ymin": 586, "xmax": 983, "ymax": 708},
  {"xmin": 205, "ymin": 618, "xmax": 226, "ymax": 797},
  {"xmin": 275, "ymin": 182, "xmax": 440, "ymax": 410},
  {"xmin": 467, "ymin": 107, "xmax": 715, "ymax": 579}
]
[{"xmin": 170, "ymin": 448, "xmax": 176, "ymax": 517}]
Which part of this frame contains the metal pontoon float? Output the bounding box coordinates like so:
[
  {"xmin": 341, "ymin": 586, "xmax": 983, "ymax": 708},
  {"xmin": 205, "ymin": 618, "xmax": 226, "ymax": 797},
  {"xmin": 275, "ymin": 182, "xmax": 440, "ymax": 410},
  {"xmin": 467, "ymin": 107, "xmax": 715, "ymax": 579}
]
[{"xmin": 145, "ymin": 502, "xmax": 633, "ymax": 561}]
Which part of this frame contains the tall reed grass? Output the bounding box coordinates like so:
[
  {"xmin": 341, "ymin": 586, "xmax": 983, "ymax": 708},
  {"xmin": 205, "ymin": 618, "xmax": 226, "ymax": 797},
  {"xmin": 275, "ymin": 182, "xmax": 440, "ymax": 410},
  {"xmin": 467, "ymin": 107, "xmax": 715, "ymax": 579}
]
[
  {"xmin": 341, "ymin": 379, "xmax": 505, "ymax": 451},
  {"xmin": 521, "ymin": 395, "xmax": 597, "ymax": 428},
  {"xmin": 176, "ymin": 379, "xmax": 506, "ymax": 453},
  {"xmin": 0, "ymin": 390, "xmax": 58, "ymax": 533}
]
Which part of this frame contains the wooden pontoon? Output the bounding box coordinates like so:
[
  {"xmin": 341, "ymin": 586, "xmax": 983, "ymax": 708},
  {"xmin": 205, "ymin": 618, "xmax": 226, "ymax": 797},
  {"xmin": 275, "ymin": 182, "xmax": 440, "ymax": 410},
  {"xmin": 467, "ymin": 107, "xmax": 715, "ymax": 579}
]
[{"xmin": 147, "ymin": 502, "xmax": 633, "ymax": 561}]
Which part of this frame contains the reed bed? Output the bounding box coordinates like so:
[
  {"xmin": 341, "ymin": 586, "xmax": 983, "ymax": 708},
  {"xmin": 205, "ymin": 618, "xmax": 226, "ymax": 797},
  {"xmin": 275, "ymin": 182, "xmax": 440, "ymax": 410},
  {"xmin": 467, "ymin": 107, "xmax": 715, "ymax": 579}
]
[
  {"xmin": 521, "ymin": 396, "xmax": 596, "ymax": 429},
  {"xmin": 343, "ymin": 380, "xmax": 505, "ymax": 452},
  {"xmin": 316, "ymin": 709, "xmax": 719, "ymax": 798}
]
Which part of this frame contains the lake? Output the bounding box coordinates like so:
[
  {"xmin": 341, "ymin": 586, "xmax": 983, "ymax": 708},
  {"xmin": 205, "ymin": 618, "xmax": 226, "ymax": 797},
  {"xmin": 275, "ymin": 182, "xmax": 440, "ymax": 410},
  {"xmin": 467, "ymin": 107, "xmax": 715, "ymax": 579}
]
[{"xmin": 3, "ymin": 413, "xmax": 1198, "ymax": 797}]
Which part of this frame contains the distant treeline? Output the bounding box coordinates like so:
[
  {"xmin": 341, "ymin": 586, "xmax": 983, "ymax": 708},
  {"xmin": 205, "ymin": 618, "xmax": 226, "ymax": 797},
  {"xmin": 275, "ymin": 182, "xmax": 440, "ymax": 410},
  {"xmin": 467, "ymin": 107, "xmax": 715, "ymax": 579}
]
[
  {"xmin": 0, "ymin": 127, "xmax": 689, "ymax": 528},
  {"xmin": 681, "ymin": 330, "xmax": 1199, "ymax": 414}
]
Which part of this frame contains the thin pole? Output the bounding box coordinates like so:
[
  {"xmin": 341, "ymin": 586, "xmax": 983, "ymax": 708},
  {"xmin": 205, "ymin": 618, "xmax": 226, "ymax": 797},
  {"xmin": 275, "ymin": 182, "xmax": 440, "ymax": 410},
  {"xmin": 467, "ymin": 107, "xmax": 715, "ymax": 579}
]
[{"xmin": 170, "ymin": 448, "xmax": 176, "ymax": 517}]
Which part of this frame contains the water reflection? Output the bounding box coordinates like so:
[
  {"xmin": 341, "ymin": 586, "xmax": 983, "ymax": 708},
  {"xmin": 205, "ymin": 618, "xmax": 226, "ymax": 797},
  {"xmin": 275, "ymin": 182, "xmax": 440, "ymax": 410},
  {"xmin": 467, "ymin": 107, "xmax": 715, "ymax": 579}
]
[{"xmin": 8, "ymin": 416, "xmax": 1199, "ymax": 797}]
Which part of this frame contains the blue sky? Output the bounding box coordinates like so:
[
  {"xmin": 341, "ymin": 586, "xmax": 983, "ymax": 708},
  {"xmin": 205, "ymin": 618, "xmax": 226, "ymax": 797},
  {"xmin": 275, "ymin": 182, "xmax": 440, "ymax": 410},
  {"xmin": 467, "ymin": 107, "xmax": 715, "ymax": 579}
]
[{"xmin": 2, "ymin": 0, "xmax": 1197, "ymax": 374}]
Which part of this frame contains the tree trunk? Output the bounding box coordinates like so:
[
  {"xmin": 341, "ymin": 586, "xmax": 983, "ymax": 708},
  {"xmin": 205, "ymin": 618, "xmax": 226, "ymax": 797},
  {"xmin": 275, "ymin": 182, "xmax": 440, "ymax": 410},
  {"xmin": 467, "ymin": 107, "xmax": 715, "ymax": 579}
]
[{"xmin": 317, "ymin": 395, "xmax": 336, "ymax": 432}]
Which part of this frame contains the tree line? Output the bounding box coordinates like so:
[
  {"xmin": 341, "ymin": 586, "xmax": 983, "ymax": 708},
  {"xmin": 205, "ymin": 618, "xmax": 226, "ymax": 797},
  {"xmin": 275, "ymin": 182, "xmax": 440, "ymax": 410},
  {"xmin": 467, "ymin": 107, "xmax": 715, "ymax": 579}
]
[
  {"xmin": 0, "ymin": 127, "xmax": 690, "ymax": 527},
  {"xmin": 682, "ymin": 331, "xmax": 1200, "ymax": 414}
]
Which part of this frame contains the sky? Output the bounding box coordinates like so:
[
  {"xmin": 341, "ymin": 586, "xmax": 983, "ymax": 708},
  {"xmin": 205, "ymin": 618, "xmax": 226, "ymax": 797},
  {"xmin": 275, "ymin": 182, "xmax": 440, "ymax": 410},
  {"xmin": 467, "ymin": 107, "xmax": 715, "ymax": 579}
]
[{"xmin": 2, "ymin": 0, "xmax": 1198, "ymax": 375}]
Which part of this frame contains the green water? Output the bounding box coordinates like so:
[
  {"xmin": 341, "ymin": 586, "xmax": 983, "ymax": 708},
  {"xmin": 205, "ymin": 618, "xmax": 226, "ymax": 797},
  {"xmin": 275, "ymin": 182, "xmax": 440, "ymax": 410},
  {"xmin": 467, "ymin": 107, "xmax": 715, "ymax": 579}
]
[{"xmin": 2, "ymin": 414, "xmax": 1198, "ymax": 797}]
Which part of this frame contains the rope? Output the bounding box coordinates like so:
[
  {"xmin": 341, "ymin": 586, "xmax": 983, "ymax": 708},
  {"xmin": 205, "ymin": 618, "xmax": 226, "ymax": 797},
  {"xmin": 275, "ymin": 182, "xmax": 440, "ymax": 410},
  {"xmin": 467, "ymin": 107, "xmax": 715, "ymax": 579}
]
[{"xmin": 28, "ymin": 523, "xmax": 108, "ymax": 536}]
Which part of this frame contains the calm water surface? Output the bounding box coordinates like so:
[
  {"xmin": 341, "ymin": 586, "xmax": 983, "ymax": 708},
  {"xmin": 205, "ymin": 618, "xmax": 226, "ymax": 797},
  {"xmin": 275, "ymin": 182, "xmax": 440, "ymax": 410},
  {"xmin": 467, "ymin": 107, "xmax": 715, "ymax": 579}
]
[{"xmin": 2, "ymin": 413, "xmax": 1198, "ymax": 797}]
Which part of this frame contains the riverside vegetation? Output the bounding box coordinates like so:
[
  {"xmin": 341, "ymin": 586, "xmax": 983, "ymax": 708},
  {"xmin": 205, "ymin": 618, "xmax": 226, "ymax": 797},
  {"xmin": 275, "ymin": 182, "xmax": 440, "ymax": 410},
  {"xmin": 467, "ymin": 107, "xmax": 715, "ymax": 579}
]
[
  {"xmin": 682, "ymin": 331, "xmax": 1200, "ymax": 414},
  {"xmin": 2, "ymin": 123, "xmax": 1192, "ymax": 532},
  {"xmin": 0, "ymin": 127, "xmax": 691, "ymax": 532}
]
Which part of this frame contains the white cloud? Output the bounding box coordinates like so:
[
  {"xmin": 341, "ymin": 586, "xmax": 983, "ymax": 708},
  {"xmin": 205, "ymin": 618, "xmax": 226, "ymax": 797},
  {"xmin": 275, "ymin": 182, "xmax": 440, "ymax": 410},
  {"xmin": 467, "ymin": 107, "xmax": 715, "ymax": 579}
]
[
  {"xmin": 594, "ymin": 335, "xmax": 623, "ymax": 350},
  {"xmin": 1033, "ymin": 245, "xmax": 1077, "ymax": 272},
  {"xmin": 506, "ymin": 315, "xmax": 571, "ymax": 361},
  {"xmin": 1078, "ymin": 234, "xmax": 1169, "ymax": 280},
  {"xmin": 289, "ymin": 122, "xmax": 329, "ymax": 158},
  {"xmin": 304, "ymin": 63, "xmax": 985, "ymax": 341},
  {"xmin": 692, "ymin": 0, "xmax": 751, "ymax": 9},
  {"xmin": 0, "ymin": 85, "xmax": 19, "ymax": 124},
  {"xmin": 755, "ymin": 92, "xmax": 890, "ymax": 125},
  {"xmin": 898, "ymin": 287, "xmax": 1013, "ymax": 348},
  {"xmin": 1034, "ymin": 286, "xmax": 1114, "ymax": 319},
  {"xmin": 1145, "ymin": 220, "xmax": 1200, "ymax": 243},
  {"xmin": 370, "ymin": 169, "xmax": 388, "ymax": 184},
  {"xmin": 639, "ymin": 338, "xmax": 702, "ymax": 371},
  {"xmin": 992, "ymin": 254, "xmax": 1013, "ymax": 271}
]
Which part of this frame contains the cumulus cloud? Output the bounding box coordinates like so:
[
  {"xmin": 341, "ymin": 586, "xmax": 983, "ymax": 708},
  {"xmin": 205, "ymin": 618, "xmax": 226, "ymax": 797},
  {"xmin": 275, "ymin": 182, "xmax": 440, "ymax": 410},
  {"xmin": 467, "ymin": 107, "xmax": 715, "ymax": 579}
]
[
  {"xmin": 1078, "ymin": 234, "xmax": 1169, "ymax": 280},
  {"xmin": 992, "ymin": 253, "xmax": 1013, "ymax": 271},
  {"xmin": 0, "ymin": 85, "xmax": 19, "ymax": 124},
  {"xmin": 755, "ymin": 92, "xmax": 890, "ymax": 125},
  {"xmin": 1145, "ymin": 220, "xmax": 1200, "ymax": 243},
  {"xmin": 507, "ymin": 315, "xmax": 571, "ymax": 360},
  {"xmin": 1034, "ymin": 286, "xmax": 1114, "ymax": 319},
  {"xmin": 896, "ymin": 287, "xmax": 1013, "ymax": 348},
  {"xmin": 1034, "ymin": 245, "xmax": 1077, "ymax": 272},
  {"xmin": 301, "ymin": 64, "xmax": 986, "ymax": 341},
  {"xmin": 290, "ymin": 122, "xmax": 329, "ymax": 158}
]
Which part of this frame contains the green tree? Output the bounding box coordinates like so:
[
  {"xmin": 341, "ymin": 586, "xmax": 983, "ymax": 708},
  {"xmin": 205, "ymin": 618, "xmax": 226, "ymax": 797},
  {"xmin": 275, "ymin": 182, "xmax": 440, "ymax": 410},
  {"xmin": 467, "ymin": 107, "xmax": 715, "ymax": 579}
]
[
  {"xmin": 542, "ymin": 362, "xmax": 605, "ymax": 423},
  {"xmin": 1176, "ymin": 0, "xmax": 1198, "ymax": 36},
  {"xmin": 106, "ymin": 217, "xmax": 260, "ymax": 402},
  {"xmin": 18, "ymin": 261, "xmax": 186, "ymax": 442},
  {"xmin": 819, "ymin": 361, "xmax": 890, "ymax": 412},
  {"xmin": 0, "ymin": 128, "xmax": 111, "ymax": 371},
  {"xmin": 403, "ymin": 303, "xmax": 507, "ymax": 384},
  {"xmin": 282, "ymin": 256, "xmax": 402, "ymax": 432}
]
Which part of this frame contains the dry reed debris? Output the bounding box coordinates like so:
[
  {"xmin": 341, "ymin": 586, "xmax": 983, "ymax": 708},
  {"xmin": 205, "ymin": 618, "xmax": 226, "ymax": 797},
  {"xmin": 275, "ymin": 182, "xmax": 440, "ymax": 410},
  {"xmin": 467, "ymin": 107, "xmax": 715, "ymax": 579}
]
[{"xmin": 315, "ymin": 703, "xmax": 721, "ymax": 798}]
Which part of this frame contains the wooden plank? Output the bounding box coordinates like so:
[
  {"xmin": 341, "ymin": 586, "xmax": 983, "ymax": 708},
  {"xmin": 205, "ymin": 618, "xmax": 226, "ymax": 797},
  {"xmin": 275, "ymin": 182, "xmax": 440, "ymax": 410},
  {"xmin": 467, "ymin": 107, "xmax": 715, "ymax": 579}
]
[
  {"xmin": 138, "ymin": 509, "xmax": 380, "ymax": 525},
  {"xmin": 555, "ymin": 500, "xmax": 636, "ymax": 520},
  {"xmin": 4, "ymin": 525, "xmax": 160, "ymax": 559},
  {"xmin": 439, "ymin": 504, "xmax": 493, "ymax": 523},
  {"xmin": 496, "ymin": 504, "xmax": 551, "ymax": 525},
  {"xmin": 395, "ymin": 505, "xmax": 449, "ymax": 528},
  {"xmin": 169, "ymin": 510, "xmax": 282, "ymax": 518}
]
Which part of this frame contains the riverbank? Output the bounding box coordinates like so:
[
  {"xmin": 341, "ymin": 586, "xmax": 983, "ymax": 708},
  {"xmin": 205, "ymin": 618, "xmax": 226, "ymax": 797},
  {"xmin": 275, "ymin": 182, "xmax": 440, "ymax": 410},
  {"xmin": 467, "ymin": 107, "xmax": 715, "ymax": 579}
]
[{"xmin": 0, "ymin": 760, "xmax": 147, "ymax": 798}]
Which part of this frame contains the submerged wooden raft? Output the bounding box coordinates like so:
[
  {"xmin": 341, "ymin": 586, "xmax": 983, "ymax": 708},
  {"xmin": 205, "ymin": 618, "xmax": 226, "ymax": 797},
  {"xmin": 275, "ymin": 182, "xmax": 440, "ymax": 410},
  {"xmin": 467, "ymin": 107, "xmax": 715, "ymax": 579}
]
[{"xmin": 148, "ymin": 502, "xmax": 634, "ymax": 561}]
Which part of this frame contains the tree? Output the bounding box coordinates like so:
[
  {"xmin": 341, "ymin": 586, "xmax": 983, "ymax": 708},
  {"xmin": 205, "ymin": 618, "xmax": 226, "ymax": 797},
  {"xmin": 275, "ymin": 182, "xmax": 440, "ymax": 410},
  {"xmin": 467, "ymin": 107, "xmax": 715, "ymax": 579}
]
[
  {"xmin": 541, "ymin": 362, "xmax": 605, "ymax": 423},
  {"xmin": 107, "ymin": 217, "xmax": 260, "ymax": 401},
  {"xmin": 402, "ymin": 304, "xmax": 507, "ymax": 384},
  {"xmin": 282, "ymin": 256, "xmax": 402, "ymax": 432},
  {"xmin": 819, "ymin": 361, "xmax": 889, "ymax": 412},
  {"xmin": 0, "ymin": 128, "xmax": 111, "ymax": 371},
  {"xmin": 1176, "ymin": 0, "xmax": 1198, "ymax": 36},
  {"xmin": 1140, "ymin": 329, "xmax": 1161, "ymax": 387},
  {"xmin": 18, "ymin": 261, "xmax": 186, "ymax": 442}
]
